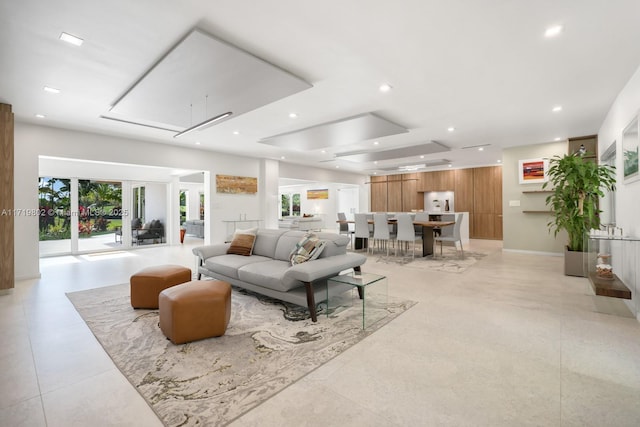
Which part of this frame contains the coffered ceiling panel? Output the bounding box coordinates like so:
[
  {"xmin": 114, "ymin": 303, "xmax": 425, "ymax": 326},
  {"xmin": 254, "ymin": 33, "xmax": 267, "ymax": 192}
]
[
  {"xmin": 105, "ymin": 28, "xmax": 312, "ymax": 132},
  {"xmin": 335, "ymin": 141, "xmax": 450, "ymax": 162},
  {"xmin": 259, "ymin": 113, "xmax": 408, "ymax": 151}
]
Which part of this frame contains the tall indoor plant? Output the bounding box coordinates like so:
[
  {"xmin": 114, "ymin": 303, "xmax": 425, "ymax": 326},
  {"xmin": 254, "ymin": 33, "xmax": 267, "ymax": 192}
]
[{"xmin": 543, "ymin": 153, "xmax": 616, "ymax": 276}]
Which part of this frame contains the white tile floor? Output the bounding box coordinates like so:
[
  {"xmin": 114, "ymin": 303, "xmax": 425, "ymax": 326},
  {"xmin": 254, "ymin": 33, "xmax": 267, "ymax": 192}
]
[{"xmin": 2, "ymin": 237, "xmax": 640, "ymax": 426}]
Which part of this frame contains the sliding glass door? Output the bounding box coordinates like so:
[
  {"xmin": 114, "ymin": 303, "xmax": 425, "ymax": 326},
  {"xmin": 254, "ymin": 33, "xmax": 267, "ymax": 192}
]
[{"xmin": 77, "ymin": 180, "xmax": 123, "ymax": 252}]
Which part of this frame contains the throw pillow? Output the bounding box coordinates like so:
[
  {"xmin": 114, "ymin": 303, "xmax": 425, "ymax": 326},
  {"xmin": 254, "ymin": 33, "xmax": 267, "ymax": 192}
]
[
  {"xmin": 289, "ymin": 233, "xmax": 326, "ymax": 265},
  {"xmin": 227, "ymin": 227, "xmax": 258, "ymax": 256}
]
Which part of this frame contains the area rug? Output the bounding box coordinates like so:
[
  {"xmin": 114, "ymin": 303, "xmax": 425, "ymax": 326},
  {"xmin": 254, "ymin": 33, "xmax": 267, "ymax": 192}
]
[
  {"xmin": 372, "ymin": 246, "xmax": 488, "ymax": 273},
  {"xmin": 66, "ymin": 283, "xmax": 415, "ymax": 426}
]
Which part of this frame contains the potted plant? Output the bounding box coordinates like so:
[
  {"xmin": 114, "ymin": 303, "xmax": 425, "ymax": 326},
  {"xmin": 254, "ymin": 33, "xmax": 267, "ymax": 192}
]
[{"xmin": 543, "ymin": 153, "xmax": 616, "ymax": 276}]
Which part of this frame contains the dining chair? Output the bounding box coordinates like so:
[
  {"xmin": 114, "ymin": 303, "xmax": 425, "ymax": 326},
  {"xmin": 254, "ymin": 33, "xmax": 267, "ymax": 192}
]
[
  {"xmin": 372, "ymin": 213, "xmax": 396, "ymax": 257},
  {"xmin": 434, "ymin": 213, "xmax": 464, "ymax": 258},
  {"xmin": 395, "ymin": 213, "xmax": 420, "ymax": 258},
  {"xmin": 354, "ymin": 213, "xmax": 373, "ymax": 253},
  {"xmin": 337, "ymin": 212, "xmax": 354, "ymax": 249}
]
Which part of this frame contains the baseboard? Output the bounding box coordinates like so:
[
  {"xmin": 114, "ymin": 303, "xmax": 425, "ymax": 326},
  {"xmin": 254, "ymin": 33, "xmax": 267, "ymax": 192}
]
[
  {"xmin": 15, "ymin": 273, "xmax": 42, "ymax": 281},
  {"xmin": 502, "ymin": 248, "xmax": 563, "ymax": 257}
]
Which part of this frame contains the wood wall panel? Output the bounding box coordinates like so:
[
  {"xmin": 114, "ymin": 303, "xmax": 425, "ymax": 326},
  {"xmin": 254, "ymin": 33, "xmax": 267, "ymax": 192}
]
[
  {"xmin": 473, "ymin": 213, "xmax": 495, "ymax": 239},
  {"xmin": 370, "ymin": 181, "xmax": 387, "ymax": 212},
  {"xmin": 454, "ymin": 168, "xmax": 474, "ymax": 213},
  {"xmin": 401, "ymin": 173, "xmax": 418, "ymax": 211},
  {"xmin": 472, "ymin": 166, "xmax": 502, "ymax": 239},
  {"xmin": 387, "ymin": 180, "xmax": 403, "ymax": 212},
  {"xmin": 0, "ymin": 103, "xmax": 14, "ymax": 290},
  {"xmin": 370, "ymin": 165, "xmax": 504, "ymax": 240},
  {"xmin": 473, "ymin": 167, "xmax": 496, "ymax": 214}
]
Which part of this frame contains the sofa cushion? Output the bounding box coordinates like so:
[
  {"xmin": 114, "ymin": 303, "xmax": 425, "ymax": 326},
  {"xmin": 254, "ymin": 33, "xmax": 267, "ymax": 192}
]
[
  {"xmin": 253, "ymin": 229, "xmax": 288, "ymax": 258},
  {"xmin": 289, "ymin": 233, "xmax": 326, "ymax": 265},
  {"xmin": 204, "ymin": 254, "xmax": 271, "ymax": 279},
  {"xmin": 227, "ymin": 227, "xmax": 257, "ymax": 256},
  {"xmin": 315, "ymin": 232, "xmax": 349, "ymax": 258},
  {"xmin": 273, "ymin": 230, "xmax": 307, "ymax": 261},
  {"xmin": 238, "ymin": 260, "xmax": 301, "ymax": 292}
]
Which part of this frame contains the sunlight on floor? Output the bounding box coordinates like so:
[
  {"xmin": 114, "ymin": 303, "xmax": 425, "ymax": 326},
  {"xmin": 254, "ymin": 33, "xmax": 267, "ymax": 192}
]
[{"xmin": 80, "ymin": 251, "xmax": 138, "ymax": 262}]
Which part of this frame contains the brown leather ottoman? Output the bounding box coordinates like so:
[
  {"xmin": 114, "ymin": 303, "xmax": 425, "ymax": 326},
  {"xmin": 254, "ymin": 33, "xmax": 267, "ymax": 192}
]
[
  {"xmin": 159, "ymin": 280, "xmax": 232, "ymax": 345},
  {"xmin": 130, "ymin": 265, "xmax": 192, "ymax": 309}
]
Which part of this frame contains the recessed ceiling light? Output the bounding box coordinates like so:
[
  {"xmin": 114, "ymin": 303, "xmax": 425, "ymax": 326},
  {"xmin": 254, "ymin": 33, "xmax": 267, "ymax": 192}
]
[
  {"xmin": 374, "ymin": 161, "xmax": 378, "ymax": 165},
  {"xmin": 497, "ymin": 159, "xmax": 502, "ymax": 163},
  {"xmin": 478, "ymin": 147, "xmax": 484, "ymax": 151},
  {"xmin": 554, "ymin": 137, "xmax": 562, "ymax": 141},
  {"xmin": 447, "ymin": 127, "xmax": 455, "ymax": 132},
  {"xmin": 35, "ymin": 114, "xmax": 45, "ymax": 118},
  {"xmin": 59, "ymin": 32, "xmax": 84, "ymax": 46},
  {"xmin": 420, "ymin": 155, "xmax": 425, "ymax": 159},
  {"xmin": 43, "ymin": 86, "xmax": 60, "ymax": 94},
  {"xmin": 195, "ymin": 141, "xmax": 201, "ymax": 145},
  {"xmin": 373, "ymin": 172, "xmax": 377, "ymax": 175},
  {"xmin": 280, "ymin": 156, "xmax": 285, "ymax": 160},
  {"xmin": 321, "ymin": 150, "xmax": 326, "ymax": 154},
  {"xmin": 379, "ymin": 83, "xmax": 392, "ymax": 92},
  {"xmin": 335, "ymin": 165, "xmax": 340, "ymax": 168},
  {"xmin": 448, "ymin": 164, "xmax": 452, "ymax": 168},
  {"xmin": 545, "ymin": 25, "xmax": 563, "ymax": 38},
  {"xmin": 289, "ymin": 113, "xmax": 298, "ymax": 118},
  {"xmin": 373, "ymin": 141, "xmax": 379, "ymax": 145},
  {"xmin": 552, "ymin": 105, "xmax": 563, "ymax": 112},
  {"xmin": 232, "ymin": 130, "xmax": 240, "ymax": 135}
]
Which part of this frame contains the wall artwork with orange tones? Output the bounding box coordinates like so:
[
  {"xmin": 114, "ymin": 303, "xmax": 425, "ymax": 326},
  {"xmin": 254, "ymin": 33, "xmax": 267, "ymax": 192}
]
[
  {"xmin": 307, "ymin": 189, "xmax": 329, "ymax": 199},
  {"xmin": 518, "ymin": 158, "xmax": 549, "ymax": 184},
  {"xmin": 216, "ymin": 175, "xmax": 258, "ymax": 194}
]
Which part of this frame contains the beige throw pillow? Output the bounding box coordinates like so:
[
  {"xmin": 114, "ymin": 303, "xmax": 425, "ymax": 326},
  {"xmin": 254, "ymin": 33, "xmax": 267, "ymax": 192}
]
[
  {"xmin": 227, "ymin": 227, "xmax": 258, "ymax": 256},
  {"xmin": 289, "ymin": 233, "xmax": 326, "ymax": 265}
]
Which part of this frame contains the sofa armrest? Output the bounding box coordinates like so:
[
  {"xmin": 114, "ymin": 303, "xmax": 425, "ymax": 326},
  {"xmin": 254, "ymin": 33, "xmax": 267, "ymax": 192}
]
[
  {"xmin": 284, "ymin": 253, "xmax": 367, "ymax": 283},
  {"xmin": 192, "ymin": 244, "xmax": 231, "ymax": 260}
]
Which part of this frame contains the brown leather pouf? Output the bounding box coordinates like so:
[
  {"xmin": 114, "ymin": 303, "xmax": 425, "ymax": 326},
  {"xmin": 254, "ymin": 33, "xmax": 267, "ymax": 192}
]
[
  {"xmin": 130, "ymin": 265, "xmax": 192, "ymax": 309},
  {"xmin": 159, "ymin": 280, "xmax": 232, "ymax": 345}
]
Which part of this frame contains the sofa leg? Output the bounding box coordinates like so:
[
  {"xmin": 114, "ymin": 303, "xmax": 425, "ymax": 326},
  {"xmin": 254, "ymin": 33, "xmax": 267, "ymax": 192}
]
[{"xmin": 304, "ymin": 282, "xmax": 318, "ymax": 322}]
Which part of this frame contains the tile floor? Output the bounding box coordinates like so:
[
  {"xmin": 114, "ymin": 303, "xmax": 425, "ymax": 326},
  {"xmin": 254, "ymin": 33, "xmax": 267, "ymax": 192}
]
[{"xmin": 1, "ymin": 237, "xmax": 640, "ymax": 426}]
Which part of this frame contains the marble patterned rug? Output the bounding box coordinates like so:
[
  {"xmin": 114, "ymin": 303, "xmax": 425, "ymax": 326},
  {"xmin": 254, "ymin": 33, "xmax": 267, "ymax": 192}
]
[
  {"xmin": 67, "ymin": 283, "xmax": 415, "ymax": 426},
  {"xmin": 373, "ymin": 246, "xmax": 488, "ymax": 272}
]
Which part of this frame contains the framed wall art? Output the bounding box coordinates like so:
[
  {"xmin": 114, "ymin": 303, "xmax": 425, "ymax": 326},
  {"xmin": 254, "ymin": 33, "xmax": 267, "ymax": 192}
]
[
  {"xmin": 216, "ymin": 174, "xmax": 258, "ymax": 194},
  {"xmin": 518, "ymin": 158, "xmax": 549, "ymax": 184},
  {"xmin": 307, "ymin": 189, "xmax": 329, "ymax": 199},
  {"xmin": 622, "ymin": 115, "xmax": 639, "ymax": 183}
]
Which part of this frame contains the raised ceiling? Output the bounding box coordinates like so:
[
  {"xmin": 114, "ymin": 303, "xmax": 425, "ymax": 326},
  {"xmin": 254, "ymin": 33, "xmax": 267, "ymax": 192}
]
[
  {"xmin": 2, "ymin": 1, "xmax": 640, "ymax": 175},
  {"xmin": 106, "ymin": 28, "xmax": 312, "ymax": 132}
]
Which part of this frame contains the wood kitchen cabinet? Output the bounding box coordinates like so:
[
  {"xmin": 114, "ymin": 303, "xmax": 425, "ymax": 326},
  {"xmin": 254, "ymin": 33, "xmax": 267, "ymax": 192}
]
[
  {"xmin": 419, "ymin": 170, "xmax": 454, "ymax": 191},
  {"xmin": 370, "ymin": 175, "xmax": 387, "ymax": 212},
  {"xmin": 472, "ymin": 166, "xmax": 502, "ymax": 239},
  {"xmin": 370, "ymin": 165, "xmax": 503, "ymax": 240}
]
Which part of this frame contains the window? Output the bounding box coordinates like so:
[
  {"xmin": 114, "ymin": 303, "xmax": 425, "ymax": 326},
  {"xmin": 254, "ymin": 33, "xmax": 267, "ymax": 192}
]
[{"xmin": 280, "ymin": 193, "xmax": 301, "ymax": 218}]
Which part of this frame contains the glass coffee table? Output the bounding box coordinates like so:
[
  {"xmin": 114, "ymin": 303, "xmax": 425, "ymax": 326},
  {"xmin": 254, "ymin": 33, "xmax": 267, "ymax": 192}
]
[{"xmin": 326, "ymin": 272, "xmax": 388, "ymax": 329}]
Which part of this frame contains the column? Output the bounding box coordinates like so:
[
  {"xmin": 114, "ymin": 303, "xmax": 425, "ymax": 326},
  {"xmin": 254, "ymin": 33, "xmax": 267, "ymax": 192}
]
[{"xmin": 0, "ymin": 103, "xmax": 14, "ymax": 291}]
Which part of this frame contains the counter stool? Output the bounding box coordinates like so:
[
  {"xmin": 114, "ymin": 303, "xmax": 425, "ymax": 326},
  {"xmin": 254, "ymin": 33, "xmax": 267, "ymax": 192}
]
[
  {"xmin": 159, "ymin": 280, "xmax": 232, "ymax": 345},
  {"xmin": 130, "ymin": 265, "xmax": 192, "ymax": 309}
]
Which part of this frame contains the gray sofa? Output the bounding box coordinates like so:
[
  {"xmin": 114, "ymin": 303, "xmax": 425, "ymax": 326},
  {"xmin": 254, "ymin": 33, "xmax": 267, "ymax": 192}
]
[{"xmin": 192, "ymin": 229, "xmax": 367, "ymax": 322}]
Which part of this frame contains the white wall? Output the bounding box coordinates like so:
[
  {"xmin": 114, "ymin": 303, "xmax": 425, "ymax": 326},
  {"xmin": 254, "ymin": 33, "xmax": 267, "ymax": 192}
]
[
  {"xmin": 14, "ymin": 123, "xmax": 367, "ymax": 280},
  {"xmin": 598, "ymin": 64, "xmax": 640, "ymax": 318},
  {"xmin": 144, "ymin": 183, "xmax": 166, "ymax": 224},
  {"xmin": 502, "ymin": 141, "xmax": 568, "ymax": 254}
]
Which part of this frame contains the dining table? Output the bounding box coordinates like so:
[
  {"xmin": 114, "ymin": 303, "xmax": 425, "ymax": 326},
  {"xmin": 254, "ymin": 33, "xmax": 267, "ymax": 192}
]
[{"xmin": 337, "ymin": 218, "xmax": 455, "ymax": 257}]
